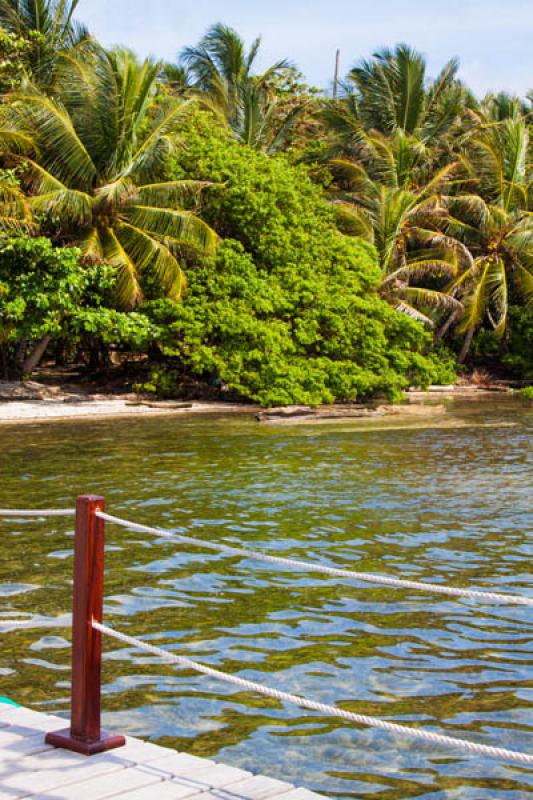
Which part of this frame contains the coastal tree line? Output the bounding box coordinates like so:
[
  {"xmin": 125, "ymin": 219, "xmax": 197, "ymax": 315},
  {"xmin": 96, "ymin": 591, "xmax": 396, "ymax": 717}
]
[{"xmin": 0, "ymin": 0, "xmax": 531, "ymax": 404}]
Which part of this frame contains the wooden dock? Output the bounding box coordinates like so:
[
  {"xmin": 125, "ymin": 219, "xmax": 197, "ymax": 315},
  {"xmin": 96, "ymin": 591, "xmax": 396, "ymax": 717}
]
[{"xmin": 0, "ymin": 703, "xmax": 326, "ymax": 800}]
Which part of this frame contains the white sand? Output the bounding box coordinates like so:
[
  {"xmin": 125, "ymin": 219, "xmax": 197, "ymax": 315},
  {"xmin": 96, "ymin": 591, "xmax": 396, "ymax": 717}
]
[{"xmin": 0, "ymin": 398, "xmax": 258, "ymax": 424}]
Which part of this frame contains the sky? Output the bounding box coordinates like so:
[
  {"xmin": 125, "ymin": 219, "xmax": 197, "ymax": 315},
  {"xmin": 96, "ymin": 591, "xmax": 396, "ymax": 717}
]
[{"xmin": 78, "ymin": 0, "xmax": 533, "ymax": 97}]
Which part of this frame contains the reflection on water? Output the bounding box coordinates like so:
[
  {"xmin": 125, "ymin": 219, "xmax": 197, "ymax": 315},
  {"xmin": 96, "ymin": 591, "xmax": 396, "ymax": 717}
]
[{"xmin": 0, "ymin": 398, "xmax": 532, "ymax": 799}]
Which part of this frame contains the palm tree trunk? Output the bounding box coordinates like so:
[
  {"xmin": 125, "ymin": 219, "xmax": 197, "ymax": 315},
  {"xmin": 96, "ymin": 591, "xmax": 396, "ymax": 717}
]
[
  {"xmin": 434, "ymin": 310, "xmax": 459, "ymax": 346},
  {"xmin": 458, "ymin": 327, "xmax": 475, "ymax": 364},
  {"xmin": 22, "ymin": 335, "xmax": 51, "ymax": 375}
]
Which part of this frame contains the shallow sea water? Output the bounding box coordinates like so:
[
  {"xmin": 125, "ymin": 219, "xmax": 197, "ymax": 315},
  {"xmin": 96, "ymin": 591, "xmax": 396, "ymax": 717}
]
[{"xmin": 0, "ymin": 397, "xmax": 532, "ymax": 799}]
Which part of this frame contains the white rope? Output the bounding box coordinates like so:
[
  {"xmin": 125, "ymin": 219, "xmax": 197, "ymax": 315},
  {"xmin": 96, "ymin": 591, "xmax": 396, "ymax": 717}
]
[
  {"xmin": 0, "ymin": 509, "xmax": 75, "ymax": 517},
  {"xmin": 94, "ymin": 621, "xmax": 533, "ymax": 766},
  {"xmin": 96, "ymin": 511, "xmax": 533, "ymax": 607}
]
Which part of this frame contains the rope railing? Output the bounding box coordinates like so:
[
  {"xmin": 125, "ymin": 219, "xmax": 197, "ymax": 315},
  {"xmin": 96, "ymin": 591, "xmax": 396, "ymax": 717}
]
[
  {"xmin": 93, "ymin": 620, "xmax": 533, "ymax": 767},
  {"xmin": 96, "ymin": 510, "xmax": 533, "ymax": 607},
  {"xmin": 0, "ymin": 496, "xmax": 531, "ymax": 764}
]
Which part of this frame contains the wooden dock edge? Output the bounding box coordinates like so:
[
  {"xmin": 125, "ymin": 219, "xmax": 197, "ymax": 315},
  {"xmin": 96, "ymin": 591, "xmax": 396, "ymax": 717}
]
[{"xmin": 0, "ymin": 703, "xmax": 330, "ymax": 800}]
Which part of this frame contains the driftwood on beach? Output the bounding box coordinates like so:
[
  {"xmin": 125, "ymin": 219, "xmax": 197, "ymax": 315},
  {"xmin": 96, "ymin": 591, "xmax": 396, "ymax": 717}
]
[{"xmin": 257, "ymin": 403, "xmax": 447, "ymax": 424}]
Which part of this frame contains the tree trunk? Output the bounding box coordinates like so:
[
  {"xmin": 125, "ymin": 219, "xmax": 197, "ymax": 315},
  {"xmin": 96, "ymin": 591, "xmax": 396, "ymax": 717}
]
[
  {"xmin": 22, "ymin": 334, "xmax": 51, "ymax": 375},
  {"xmin": 434, "ymin": 310, "xmax": 459, "ymax": 346},
  {"xmin": 15, "ymin": 339, "xmax": 27, "ymax": 369},
  {"xmin": 458, "ymin": 327, "xmax": 475, "ymax": 364},
  {"xmin": 1, "ymin": 344, "xmax": 8, "ymax": 380}
]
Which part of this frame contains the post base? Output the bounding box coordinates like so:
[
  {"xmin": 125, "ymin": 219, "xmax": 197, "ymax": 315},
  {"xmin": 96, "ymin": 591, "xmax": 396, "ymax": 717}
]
[{"xmin": 45, "ymin": 728, "xmax": 126, "ymax": 756}]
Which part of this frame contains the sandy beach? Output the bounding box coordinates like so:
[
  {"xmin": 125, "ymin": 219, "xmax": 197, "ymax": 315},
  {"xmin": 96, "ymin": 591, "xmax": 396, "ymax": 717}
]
[
  {"xmin": 0, "ymin": 380, "xmax": 516, "ymax": 425},
  {"xmin": 0, "ymin": 396, "xmax": 259, "ymax": 424}
]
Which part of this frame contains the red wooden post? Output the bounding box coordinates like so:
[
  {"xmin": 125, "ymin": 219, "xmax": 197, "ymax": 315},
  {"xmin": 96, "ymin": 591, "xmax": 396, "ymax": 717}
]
[{"xmin": 46, "ymin": 495, "xmax": 126, "ymax": 755}]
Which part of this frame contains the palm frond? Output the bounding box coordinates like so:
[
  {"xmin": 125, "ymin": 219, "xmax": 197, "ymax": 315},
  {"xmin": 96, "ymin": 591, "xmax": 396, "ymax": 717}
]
[
  {"xmin": 30, "ymin": 188, "xmax": 92, "ymax": 225},
  {"xmin": 393, "ymin": 301, "xmax": 434, "ymax": 326},
  {"xmin": 100, "ymin": 226, "xmax": 143, "ymax": 308},
  {"xmin": 116, "ymin": 221, "xmax": 186, "ymax": 298},
  {"xmin": 400, "ymin": 286, "xmax": 463, "ymax": 313},
  {"xmin": 9, "ymin": 90, "xmax": 96, "ymax": 188},
  {"xmin": 332, "ymin": 202, "xmax": 374, "ymax": 241},
  {"xmin": 136, "ymin": 180, "xmax": 212, "ymax": 207},
  {"xmin": 125, "ymin": 204, "xmax": 219, "ymax": 253},
  {"xmin": 129, "ymin": 97, "xmax": 194, "ymax": 181},
  {"xmin": 77, "ymin": 226, "xmax": 104, "ymax": 260},
  {"xmin": 94, "ymin": 176, "xmax": 136, "ymax": 210},
  {"xmin": 486, "ymin": 256, "xmax": 507, "ymax": 336},
  {"xmin": 513, "ymin": 263, "xmax": 533, "ymax": 306},
  {"xmin": 454, "ymin": 259, "xmax": 492, "ymax": 333},
  {"xmin": 382, "ymin": 258, "xmax": 459, "ymax": 285},
  {"xmin": 18, "ymin": 158, "xmax": 66, "ymax": 192}
]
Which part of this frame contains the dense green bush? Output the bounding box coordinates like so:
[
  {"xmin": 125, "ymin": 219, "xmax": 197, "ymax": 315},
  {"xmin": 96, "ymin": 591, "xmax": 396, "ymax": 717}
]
[
  {"xmin": 138, "ymin": 119, "xmax": 455, "ymax": 406},
  {"xmin": 0, "ymin": 237, "xmax": 88, "ymax": 343},
  {"xmin": 144, "ymin": 238, "xmax": 455, "ymax": 406},
  {"xmin": 0, "ymin": 236, "xmax": 153, "ymax": 376}
]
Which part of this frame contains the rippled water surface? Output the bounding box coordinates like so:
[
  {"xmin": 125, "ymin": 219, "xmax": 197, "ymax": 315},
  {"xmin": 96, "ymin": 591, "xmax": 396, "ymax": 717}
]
[{"xmin": 0, "ymin": 399, "xmax": 532, "ymax": 799}]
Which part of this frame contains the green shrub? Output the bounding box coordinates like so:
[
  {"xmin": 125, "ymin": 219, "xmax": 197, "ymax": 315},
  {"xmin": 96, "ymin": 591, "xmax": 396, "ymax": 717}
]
[
  {"xmin": 0, "ymin": 236, "xmax": 89, "ymax": 343},
  {"xmin": 141, "ymin": 119, "xmax": 455, "ymax": 405},
  {"xmin": 0, "ymin": 235, "xmax": 154, "ymax": 375},
  {"xmin": 144, "ymin": 239, "xmax": 455, "ymax": 406},
  {"xmin": 519, "ymin": 386, "xmax": 533, "ymax": 401}
]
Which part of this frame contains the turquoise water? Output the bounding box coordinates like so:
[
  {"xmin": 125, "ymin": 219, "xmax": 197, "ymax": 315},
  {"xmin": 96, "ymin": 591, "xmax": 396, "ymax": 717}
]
[{"xmin": 0, "ymin": 398, "xmax": 532, "ymax": 799}]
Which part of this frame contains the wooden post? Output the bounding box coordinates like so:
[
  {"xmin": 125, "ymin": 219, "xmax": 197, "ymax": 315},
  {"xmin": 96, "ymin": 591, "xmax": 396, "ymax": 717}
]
[{"xmin": 46, "ymin": 496, "xmax": 126, "ymax": 755}]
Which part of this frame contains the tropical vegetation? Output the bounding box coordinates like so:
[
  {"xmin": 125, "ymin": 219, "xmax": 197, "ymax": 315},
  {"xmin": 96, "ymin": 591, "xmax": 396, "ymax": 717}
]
[{"xmin": 0, "ymin": 6, "xmax": 531, "ymax": 402}]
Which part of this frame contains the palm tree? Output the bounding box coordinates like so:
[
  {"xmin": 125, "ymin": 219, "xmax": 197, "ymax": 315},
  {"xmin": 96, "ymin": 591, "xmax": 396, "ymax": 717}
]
[
  {"xmin": 179, "ymin": 23, "xmax": 303, "ymax": 152},
  {"xmin": 3, "ymin": 47, "xmax": 218, "ymax": 307},
  {"xmin": 443, "ymin": 114, "xmax": 533, "ymax": 360},
  {"xmin": 180, "ymin": 23, "xmax": 287, "ymax": 121},
  {"xmin": 228, "ymin": 79, "xmax": 307, "ymax": 153},
  {"xmin": 344, "ymin": 44, "xmax": 467, "ymax": 143},
  {"xmin": 330, "ymin": 133, "xmax": 466, "ymax": 326},
  {"xmin": 0, "ymin": 0, "xmax": 90, "ymax": 86}
]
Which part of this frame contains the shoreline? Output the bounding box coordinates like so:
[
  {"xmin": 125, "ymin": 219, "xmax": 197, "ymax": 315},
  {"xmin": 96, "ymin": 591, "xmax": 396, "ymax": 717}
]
[
  {"xmin": 0, "ymin": 385, "xmax": 517, "ymax": 426},
  {"xmin": 0, "ymin": 398, "xmax": 260, "ymax": 425}
]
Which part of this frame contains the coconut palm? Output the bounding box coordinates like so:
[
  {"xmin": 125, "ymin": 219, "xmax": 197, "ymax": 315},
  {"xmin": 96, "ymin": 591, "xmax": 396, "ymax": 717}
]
[
  {"xmin": 181, "ymin": 23, "xmax": 288, "ymax": 122},
  {"xmin": 179, "ymin": 23, "xmax": 303, "ymax": 151},
  {"xmin": 330, "ymin": 133, "xmax": 466, "ymax": 326},
  {"xmin": 0, "ymin": 0, "xmax": 90, "ymax": 86},
  {"xmin": 3, "ymin": 47, "xmax": 218, "ymax": 307},
  {"xmin": 443, "ymin": 114, "xmax": 533, "ymax": 359},
  {"xmin": 345, "ymin": 44, "xmax": 467, "ymax": 143},
  {"xmin": 228, "ymin": 79, "xmax": 307, "ymax": 153}
]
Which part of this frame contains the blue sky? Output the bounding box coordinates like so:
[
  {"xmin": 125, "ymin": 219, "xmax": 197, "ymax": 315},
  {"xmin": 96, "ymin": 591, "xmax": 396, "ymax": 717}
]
[{"xmin": 78, "ymin": 0, "xmax": 532, "ymax": 97}]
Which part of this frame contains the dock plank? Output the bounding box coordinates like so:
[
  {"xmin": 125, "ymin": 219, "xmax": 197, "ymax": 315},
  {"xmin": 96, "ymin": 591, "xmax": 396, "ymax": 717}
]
[
  {"xmin": 195, "ymin": 776, "xmax": 296, "ymax": 800},
  {"xmin": 0, "ymin": 706, "xmax": 327, "ymax": 800},
  {"xmin": 29, "ymin": 763, "xmax": 168, "ymax": 800}
]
